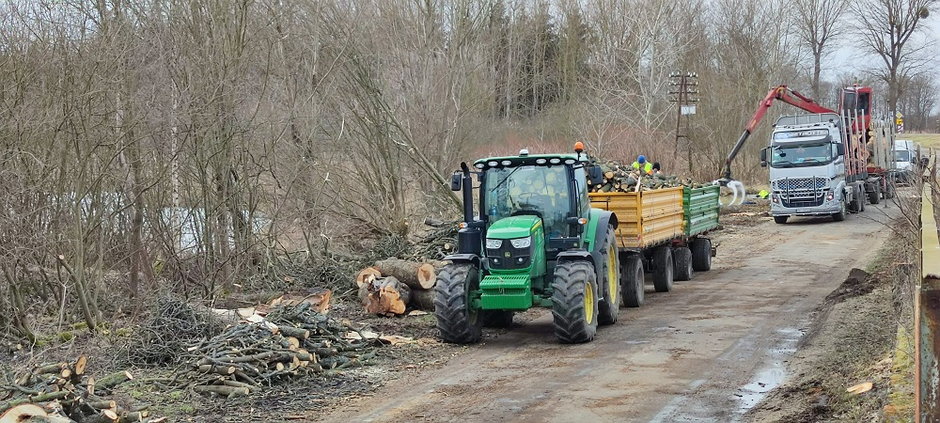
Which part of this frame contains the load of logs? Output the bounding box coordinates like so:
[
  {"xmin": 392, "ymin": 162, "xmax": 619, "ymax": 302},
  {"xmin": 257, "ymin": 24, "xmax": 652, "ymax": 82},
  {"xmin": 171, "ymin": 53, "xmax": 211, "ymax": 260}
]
[
  {"xmin": 0, "ymin": 356, "xmax": 160, "ymax": 423},
  {"xmin": 355, "ymin": 258, "xmax": 440, "ymax": 316},
  {"xmin": 179, "ymin": 302, "xmax": 379, "ymax": 396},
  {"xmin": 588, "ymin": 159, "xmax": 710, "ymax": 193}
]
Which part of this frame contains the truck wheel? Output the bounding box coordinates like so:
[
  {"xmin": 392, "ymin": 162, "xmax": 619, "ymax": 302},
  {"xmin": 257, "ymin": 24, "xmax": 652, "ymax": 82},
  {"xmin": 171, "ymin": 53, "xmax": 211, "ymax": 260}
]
[
  {"xmin": 434, "ymin": 264, "xmax": 483, "ymax": 344},
  {"xmin": 620, "ymin": 253, "xmax": 644, "ymax": 308},
  {"xmin": 869, "ymin": 184, "xmax": 881, "ymax": 205},
  {"xmin": 597, "ymin": 227, "xmax": 620, "ymax": 325},
  {"xmin": 674, "ymin": 247, "xmax": 693, "ymax": 281},
  {"xmin": 773, "ymin": 216, "xmax": 788, "ymax": 224},
  {"xmin": 652, "ymin": 246, "xmax": 674, "ymax": 293},
  {"xmin": 691, "ymin": 238, "xmax": 712, "ymax": 271},
  {"xmin": 481, "ymin": 310, "xmax": 513, "ymax": 328},
  {"xmin": 832, "ymin": 198, "xmax": 846, "ymax": 222},
  {"xmin": 551, "ymin": 260, "xmax": 599, "ymax": 343}
]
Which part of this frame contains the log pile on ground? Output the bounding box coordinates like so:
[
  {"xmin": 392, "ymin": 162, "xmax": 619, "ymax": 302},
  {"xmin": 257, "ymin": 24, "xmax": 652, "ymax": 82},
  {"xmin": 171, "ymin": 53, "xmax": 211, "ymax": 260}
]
[
  {"xmin": 178, "ymin": 302, "xmax": 379, "ymax": 395},
  {"xmin": 355, "ymin": 258, "xmax": 441, "ymax": 316},
  {"xmin": 0, "ymin": 356, "xmax": 160, "ymax": 423},
  {"xmin": 587, "ymin": 159, "xmax": 710, "ymax": 193}
]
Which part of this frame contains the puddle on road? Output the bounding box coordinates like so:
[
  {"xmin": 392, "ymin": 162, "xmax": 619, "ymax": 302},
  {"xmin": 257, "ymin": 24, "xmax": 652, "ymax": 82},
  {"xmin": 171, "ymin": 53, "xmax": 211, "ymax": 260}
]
[{"xmin": 734, "ymin": 327, "xmax": 804, "ymax": 413}]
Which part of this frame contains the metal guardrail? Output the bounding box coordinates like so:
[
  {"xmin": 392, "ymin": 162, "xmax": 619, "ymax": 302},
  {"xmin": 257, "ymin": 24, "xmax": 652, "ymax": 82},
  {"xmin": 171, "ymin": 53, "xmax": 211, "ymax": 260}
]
[{"xmin": 918, "ymin": 148, "xmax": 940, "ymax": 421}]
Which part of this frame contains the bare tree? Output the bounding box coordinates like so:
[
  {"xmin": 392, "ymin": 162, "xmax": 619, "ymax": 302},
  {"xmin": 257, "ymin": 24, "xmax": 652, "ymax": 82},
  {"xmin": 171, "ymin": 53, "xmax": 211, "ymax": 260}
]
[
  {"xmin": 793, "ymin": 0, "xmax": 850, "ymax": 99},
  {"xmin": 856, "ymin": 0, "xmax": 938, "ymax": 117}
]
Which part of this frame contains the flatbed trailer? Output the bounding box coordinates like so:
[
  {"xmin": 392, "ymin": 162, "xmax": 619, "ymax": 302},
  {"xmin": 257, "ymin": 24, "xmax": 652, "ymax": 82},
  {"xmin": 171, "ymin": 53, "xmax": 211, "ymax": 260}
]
[{"xmin": 588, "ymin": 185, "xmax": 718, "ymax": 307}]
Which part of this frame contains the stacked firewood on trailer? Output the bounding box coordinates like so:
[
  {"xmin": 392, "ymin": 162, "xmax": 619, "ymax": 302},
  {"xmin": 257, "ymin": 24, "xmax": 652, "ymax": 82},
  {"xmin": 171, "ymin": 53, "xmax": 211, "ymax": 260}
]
[
  {"xmin": 0, "ymin": 356, "xmax": 161, "ymax": 423},
  {"xmin": 355, "ymin": 258, "xmax": 442, "ymax": 316},
  {"xmin": 587, "ymin": 159, "xmax": 711, "ymax": 193},
  {"xmin": 177, "ymin": 302, "xmax": 380, "ymax": 398}
]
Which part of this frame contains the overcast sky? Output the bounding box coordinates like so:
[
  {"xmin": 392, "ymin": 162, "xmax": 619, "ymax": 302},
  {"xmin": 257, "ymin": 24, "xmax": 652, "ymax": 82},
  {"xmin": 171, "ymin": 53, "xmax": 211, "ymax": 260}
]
[{"xmin": 823, "ymin": 16, "xmax": 940, "ymax": 83}]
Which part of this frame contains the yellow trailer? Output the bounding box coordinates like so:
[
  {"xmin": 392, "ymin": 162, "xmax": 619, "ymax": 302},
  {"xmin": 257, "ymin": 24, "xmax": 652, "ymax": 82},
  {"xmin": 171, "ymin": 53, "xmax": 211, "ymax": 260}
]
[{"xmin": 588, "ymin": 186, "xmax": 715, "ymax": 309}]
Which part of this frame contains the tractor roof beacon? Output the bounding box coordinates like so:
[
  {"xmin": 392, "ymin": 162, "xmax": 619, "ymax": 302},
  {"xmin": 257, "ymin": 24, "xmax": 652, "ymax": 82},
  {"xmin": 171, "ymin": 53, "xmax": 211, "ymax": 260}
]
[{"xmin": 434, "ymin": 146, "xmax": 620, "ymax": 344}]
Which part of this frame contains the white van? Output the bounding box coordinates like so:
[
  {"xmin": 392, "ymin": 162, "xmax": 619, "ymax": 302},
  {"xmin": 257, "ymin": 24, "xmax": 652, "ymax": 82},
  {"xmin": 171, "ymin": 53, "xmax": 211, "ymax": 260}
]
[{"xmin": 894, "ymin": 139, "xmax": 918, "ymax": 181}]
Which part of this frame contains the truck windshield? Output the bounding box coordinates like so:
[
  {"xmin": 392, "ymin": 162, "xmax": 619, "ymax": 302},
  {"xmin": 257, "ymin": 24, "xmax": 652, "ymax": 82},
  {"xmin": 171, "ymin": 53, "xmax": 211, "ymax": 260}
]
[
  {"xmin": 484, "ymin": 165, "xmax": 571, "ymax": 239},
  {"xmin": 771, "ymin": 143, "xmax": 833, "ymax": 168},
  {"xmin": 894, "ymin": 150, "xmax": 912, "ymax": 162}
]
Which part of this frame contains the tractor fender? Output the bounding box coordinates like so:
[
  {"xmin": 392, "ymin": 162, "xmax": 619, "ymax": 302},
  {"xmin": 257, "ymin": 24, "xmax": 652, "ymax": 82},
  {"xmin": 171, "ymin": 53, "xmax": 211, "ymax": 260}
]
[
  {"xmin": 588, "ymin": 210, "xmax": 618, "ymax": 254},
  {"xmin": 443, "ymin": 254, "xmax": 482, "ymax": 266},
  {"xmin": 556, "ymin": 250, "xmax": 594, "ymax": 268}
]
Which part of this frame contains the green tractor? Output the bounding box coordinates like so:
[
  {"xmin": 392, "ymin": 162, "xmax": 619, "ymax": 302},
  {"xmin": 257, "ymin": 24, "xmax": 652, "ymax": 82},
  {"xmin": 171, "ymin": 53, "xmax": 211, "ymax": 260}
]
[{"xmin": 434, "ymin": 145, "xmax": 620, "ymax": 344}]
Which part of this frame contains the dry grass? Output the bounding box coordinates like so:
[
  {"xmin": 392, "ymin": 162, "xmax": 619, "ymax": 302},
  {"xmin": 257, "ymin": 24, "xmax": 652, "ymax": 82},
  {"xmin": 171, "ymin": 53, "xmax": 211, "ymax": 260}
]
[{"xmin": 900, "ymin": 133, "xmax": 940, "ymax": 149}]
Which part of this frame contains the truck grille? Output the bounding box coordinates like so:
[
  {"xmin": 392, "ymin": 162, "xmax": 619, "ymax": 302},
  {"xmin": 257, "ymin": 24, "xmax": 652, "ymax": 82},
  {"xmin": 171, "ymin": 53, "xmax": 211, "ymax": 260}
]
[{"xmin": 772, "ymin": 177, "xmax": 828, "ymax": 208}]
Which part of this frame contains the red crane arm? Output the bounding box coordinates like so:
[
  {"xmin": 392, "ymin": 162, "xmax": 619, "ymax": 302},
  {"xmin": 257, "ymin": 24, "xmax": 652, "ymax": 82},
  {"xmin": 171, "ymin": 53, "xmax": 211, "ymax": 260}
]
[{"xmin": 721, "ymin": 85, "xmax": 836, "ymax": 181}]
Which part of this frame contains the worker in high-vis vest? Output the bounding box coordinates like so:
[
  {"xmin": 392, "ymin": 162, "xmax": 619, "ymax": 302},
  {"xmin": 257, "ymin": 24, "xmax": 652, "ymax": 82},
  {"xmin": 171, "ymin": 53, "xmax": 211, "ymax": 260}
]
[{"xmin": 632, "ymin": 155, "xmax": 653, "ymax": 175}]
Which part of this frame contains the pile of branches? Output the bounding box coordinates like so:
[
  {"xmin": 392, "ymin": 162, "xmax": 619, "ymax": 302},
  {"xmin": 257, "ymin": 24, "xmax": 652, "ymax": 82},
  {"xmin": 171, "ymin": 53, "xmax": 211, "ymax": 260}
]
[
  {"xmin": 178, "ymin": 302, "xmax": 379, "ymax": 397},
  {"xmin": 588, "ymin": 159, "xmax": 711, "ymax": 193},
  {"xmin": 0, "ymin": 356, "xmax": 160, "ymax": 422},
  {"xmin": 131, "ymin": 296, "xmax": 226, "ymax": 366},
  {"xmin": 411, "ymin": 217, "xmax": 458, "ymax": 260}
]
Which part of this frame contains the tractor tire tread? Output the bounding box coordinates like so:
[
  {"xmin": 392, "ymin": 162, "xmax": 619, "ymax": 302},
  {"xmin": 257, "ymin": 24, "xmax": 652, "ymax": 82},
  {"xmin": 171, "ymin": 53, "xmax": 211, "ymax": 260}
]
[{"xmin": 551, "ymin": 260, "xmax": 598, "ymax": 344}]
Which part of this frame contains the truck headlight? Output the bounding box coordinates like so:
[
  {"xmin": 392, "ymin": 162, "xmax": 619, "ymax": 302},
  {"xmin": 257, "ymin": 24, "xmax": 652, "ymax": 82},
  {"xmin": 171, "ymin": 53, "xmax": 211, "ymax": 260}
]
[
  {"xmin": 510, "ymin": 237, "xmax": 531, "ymax": 249},
  {"xmin": 485, "ymin": 238, "xmax": 502, "ymax": 249}
]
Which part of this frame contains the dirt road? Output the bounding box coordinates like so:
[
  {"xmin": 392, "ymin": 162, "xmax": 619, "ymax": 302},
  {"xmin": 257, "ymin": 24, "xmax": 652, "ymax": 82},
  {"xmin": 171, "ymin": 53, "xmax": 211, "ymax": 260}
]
[{"xmin": 321, "ymin": 207, "xmax": 898, "ymax": 423}]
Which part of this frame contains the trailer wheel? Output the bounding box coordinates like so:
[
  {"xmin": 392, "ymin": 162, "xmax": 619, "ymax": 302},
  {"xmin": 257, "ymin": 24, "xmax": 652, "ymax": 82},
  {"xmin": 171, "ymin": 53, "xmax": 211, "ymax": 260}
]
[
  {"xmin": 691, "ymin": 238, "xmax": 712, "ymax": 271},
  {"xmin": 481, "ymin": 310, "xmax": 513, "ymax": 328},
  {"xmin": 832, "ymin": 198, "xmax": 846, "ymax": 222},
  {"xmin": 434, "ymin": 264, "xmax": 483, "ymax": 344},
  {"xmin": 773, "ymin": 216, "xmax": 788, "ymax": 224},
  {"xmin": 869, "ymin": 184, "xmax": 881, "ymax": 205},
  {"xmin": 551, "ymin": 260, "xmax": 599, "ymax": 343},
  {"xmin": 620, "ymin": 253, "xmax": 644, "ymax": 308},
  {"xmin": 597, "ymin": 226, "xmax": 620, "ymax": 325},
  {"xmin": 674, "ymin": 247, "xmax": 693, "ymax": 281},
  {"xmin": 652, "ymin": 246, "xmax": 674, "ymax": 293}
]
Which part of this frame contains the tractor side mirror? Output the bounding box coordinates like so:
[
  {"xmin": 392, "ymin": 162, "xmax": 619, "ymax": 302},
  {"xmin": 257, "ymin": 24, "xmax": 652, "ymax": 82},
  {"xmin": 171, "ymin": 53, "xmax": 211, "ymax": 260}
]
[
  {"xmin": 836, "ymin": 143, "xmax": 845, "ymax": 156},
  {"xmin": 759, "ymin": 148, "xmax": 767, "ymax": 167},
  {"xmin": 587, "ymin": 165, "xmax": 603, "ymax": 185},
  {"xmin": 450, "ymin": 172, "xmax": 462, "ymax": 191}
]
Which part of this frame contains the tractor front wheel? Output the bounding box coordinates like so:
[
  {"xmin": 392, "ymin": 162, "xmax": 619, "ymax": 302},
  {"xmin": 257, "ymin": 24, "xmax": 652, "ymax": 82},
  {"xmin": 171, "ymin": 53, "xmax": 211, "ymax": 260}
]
[
  {"xmin": 434, "ymin": 264, "xmax": 483, "ymax": 344},
  {"xmin": 597, "ymin": 226, "xmax": 620, "ymax": 325},
  {"xmin": 551, "ymin": 260, "xmax": 599, "ymax": 343}
]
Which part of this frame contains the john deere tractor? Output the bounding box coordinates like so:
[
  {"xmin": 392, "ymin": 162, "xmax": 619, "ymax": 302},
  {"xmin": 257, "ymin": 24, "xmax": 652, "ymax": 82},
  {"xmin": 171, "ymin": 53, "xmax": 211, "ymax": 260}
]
[{"xmin": 434, "ymin": 145, "xmax": 620, "ymax": 344}]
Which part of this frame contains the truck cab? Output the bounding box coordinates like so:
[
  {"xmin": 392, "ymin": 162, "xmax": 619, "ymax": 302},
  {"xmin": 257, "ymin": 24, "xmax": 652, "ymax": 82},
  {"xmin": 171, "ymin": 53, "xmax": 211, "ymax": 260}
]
[{"xmin": 893, "ymin": 139, "xmax": 917, "ymax": 182}]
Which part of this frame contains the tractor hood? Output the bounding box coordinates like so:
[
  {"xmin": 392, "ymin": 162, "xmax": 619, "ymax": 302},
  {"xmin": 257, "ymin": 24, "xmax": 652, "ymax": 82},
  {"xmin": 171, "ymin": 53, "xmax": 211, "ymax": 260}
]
[{"xmin": 487, "ymin": 215, "xmax": 541, "ymax": 239}]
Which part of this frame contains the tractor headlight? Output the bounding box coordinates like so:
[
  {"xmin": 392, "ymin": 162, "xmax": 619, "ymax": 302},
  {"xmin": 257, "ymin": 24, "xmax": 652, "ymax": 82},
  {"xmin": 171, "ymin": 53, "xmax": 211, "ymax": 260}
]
[
  {"xmin": 510, "ymin": 237, "xmax": 531, "ymax": 249},
  {"xmin": 485, "ymin": 238, "xmax": 502, "ymax": 249}
]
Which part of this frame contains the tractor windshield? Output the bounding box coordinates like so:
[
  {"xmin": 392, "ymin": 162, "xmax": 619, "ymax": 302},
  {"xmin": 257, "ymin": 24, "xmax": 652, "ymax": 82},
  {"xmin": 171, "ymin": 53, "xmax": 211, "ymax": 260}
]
[{"xmin": 484, "ymin": 165, "xmax": 571, "ymax": 239}]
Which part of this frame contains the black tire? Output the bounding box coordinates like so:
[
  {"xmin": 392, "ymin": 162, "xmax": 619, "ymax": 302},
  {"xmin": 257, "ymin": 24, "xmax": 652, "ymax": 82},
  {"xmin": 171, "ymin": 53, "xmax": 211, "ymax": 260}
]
[
  {"xmin": 551, "ymin": 260, "xmax": 599, "ymax": 343},
  {"xmin": 673, "ymin": 247, "xmax": 693, "ymax": 281},
  {"xmin": 620, "ymin": 253, "xmax": 645, "ymax": 308},
  {"xmin": 869, "ymin": 184, "xmax": 880, "ymax": 205},
  {"xmin": 773, "ymin": 216, "xmax": 788, "ymax": 224},
  {"xmin": 597, "ymin": 226, "xmax": 620, "ymax": 325},
  {"xmin": 434, "ymin": 264, "xmax": 483, "ymax": 344},
  {"xmin": 690, "ymin": 238, "xmax": 712, "ymax": 271},
  {"xmin": 652, "ymin": 246, "xmax": 673, "ymax": 293},
  {"xmin": 832, "ymin": 198, "xmax": 846, "ymax": 222},
  {"xmin": 481, "ymin": 310, "xmax": 513, "ymax": 328}
]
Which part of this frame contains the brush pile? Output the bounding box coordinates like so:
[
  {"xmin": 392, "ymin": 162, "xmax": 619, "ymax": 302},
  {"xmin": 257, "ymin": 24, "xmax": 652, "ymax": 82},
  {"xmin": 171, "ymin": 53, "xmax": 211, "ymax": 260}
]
[
  {"xmin": 0, "ymin": 356, "xmax": 159, "ymax": 423},
  {"xmin": 178, "ymin": 302, "xmax": 380, "ymax": 397},
  {"xmin": 587, "ymin": 159, "xmax": 711, "ymax": 193}
]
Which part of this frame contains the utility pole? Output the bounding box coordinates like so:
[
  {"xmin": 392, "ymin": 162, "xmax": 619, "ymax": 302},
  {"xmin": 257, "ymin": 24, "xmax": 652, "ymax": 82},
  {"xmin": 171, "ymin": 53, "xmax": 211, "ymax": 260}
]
[{"xmin": 670, "ymin": 72, "xmax": 699, "ymax": 172}]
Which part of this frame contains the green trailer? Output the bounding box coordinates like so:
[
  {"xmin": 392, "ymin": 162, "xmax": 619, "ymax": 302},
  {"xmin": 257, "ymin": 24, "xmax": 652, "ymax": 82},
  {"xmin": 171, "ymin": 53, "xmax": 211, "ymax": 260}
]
[{"xmin": 683, "ymin": 185, "xmax": 720, "ymax": 236}]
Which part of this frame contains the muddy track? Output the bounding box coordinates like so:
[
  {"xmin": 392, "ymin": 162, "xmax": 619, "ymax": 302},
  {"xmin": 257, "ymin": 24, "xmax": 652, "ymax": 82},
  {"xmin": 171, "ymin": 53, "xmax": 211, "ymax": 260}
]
[{"xmin": 320, "ymin": 207, "xmax": 898, "ymax": 423}]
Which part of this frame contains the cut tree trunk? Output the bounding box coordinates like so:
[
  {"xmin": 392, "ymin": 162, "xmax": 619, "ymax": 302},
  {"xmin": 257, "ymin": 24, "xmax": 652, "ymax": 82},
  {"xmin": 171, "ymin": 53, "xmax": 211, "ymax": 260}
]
[
  {"xmin": 355, "ymin": 267, "xmax": 381, "ymax": 288},
  {"xmin": 0, "ymin": 404, "xmax": 47, "ymax": 422},
  {"xmin": 373, "ymin": 259, "xmax": 436, "ymax": 289},
  {"xmin": 360, "ymin": 276, "xmax": 411, "ymax": 315},
  {"xmin": 410, "ymin": 289, "xmax": 435, "ymax": 311}
]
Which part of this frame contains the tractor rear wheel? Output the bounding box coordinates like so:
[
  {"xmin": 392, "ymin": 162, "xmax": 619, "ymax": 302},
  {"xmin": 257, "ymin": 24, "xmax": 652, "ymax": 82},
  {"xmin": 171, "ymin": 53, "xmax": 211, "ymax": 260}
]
[
  {"xmin": 551, "ymin": 260, "xmax": 599, "ymax": 343},
  {"xmin": 597, "ymin": 226, "xmax": 620, "ymax": 325},
  {"xmin": 434, "ymin": 264, "xmax": 483, "ymax": 344},
  {"xmin": 691, "ymin": 238, "xmax": 712, "ymax": 271},
  {"xmin": 674, "ymin": 247, "xmax": 693, "ymax": 281},
  {"xmin": 482, "ymin": 310, "xmax": 513, "ymax": 328},
  {"xmin": 652, "ymin": 246, "xmax": 674, "ymax": 292},
  {"xmin": 620, "ymin": 253, "xmax": 644, "ymax": 308}
]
